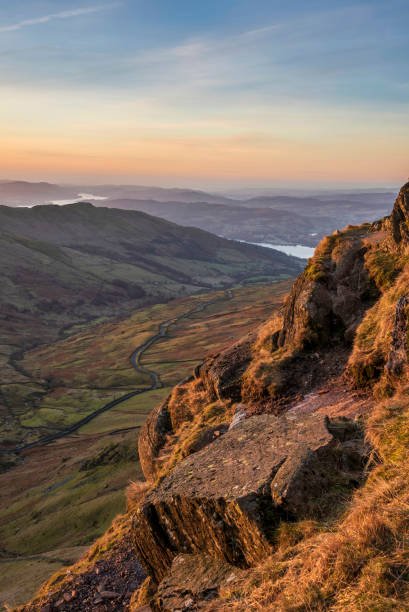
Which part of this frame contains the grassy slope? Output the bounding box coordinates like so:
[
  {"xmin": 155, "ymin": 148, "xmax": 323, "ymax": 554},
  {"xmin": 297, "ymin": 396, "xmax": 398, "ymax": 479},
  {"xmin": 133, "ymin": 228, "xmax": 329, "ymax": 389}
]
[{"xmin": 0, "ymin": 281, "xmax": 291, "ymax": 610}]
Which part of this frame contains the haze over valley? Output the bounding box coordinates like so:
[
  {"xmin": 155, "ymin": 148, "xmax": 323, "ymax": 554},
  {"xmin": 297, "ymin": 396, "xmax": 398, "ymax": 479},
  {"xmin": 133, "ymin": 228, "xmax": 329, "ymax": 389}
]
[{"xmin": 0, "ymin": 179, "xmax": 397, "ymax": 251}]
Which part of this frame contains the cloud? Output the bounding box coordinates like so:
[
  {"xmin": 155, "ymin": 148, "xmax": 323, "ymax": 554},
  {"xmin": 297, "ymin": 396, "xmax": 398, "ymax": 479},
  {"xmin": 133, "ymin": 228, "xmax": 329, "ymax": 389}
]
[
  {"xmin": 134, "ymin": 21, "xmax": 279, "ymax": 65},
  {"xmin": 234, "ymin": 23, "xmax": 279, "ymax": 40},
  {"xmin": 0, "ymin": 3, "xmax": 120, "ymax": 33}
]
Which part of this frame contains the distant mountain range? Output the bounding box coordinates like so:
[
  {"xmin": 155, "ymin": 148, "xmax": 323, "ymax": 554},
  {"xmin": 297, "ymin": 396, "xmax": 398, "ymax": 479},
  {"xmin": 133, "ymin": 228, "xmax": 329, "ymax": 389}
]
[
  {"xmin": 0, "ymin": 181, "xmax": 232, "ymax": 206},
  {"xmin": 0, "ymin": 180, "xmax": 396, "ymax": 246}
]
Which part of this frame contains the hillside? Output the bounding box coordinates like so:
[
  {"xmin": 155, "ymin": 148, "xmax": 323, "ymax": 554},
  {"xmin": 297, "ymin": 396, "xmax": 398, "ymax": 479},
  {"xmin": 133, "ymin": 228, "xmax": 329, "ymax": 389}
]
[
  {"xmin": 15, "ymin": 181, "xmax": 409, "ymax": 612},
  {"xmin": 0, "ymin": 202, "xmax": 301, "ymax": 353},
  {"xmin": 0, "ymin": 181, "xmax": 75, "ymax": 205}
]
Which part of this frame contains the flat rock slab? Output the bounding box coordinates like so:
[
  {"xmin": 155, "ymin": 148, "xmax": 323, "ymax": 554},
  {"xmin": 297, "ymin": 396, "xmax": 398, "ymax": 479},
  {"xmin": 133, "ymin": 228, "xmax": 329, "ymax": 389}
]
[
  {"xmin": 133, "ymin": 412, "xmax": 365, "ymax": 582},
  {"xmin": 151, "ymin": 554, "xmax": 243, "ymax": 612}
]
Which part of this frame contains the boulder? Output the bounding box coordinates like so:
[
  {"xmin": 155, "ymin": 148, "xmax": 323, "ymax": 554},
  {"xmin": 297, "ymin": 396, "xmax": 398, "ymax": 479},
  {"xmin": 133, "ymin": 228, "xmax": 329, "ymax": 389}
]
[{"xmin": 133, "ymin": 412, "xmax": 366, "ymax": 583}]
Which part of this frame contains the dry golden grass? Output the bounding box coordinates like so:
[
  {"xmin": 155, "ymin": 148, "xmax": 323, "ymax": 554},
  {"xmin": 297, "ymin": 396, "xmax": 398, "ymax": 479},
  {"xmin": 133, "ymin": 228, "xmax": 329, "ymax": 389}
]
[
  {"xmin": 241, "ymin": 346, "xmax": 293, "ymax": 402},
  {"xmin": 167, "ymin": 377, "xmax": 210, "ymax": 430},
  {"xmin": 126, "ymin": 480, "xmax": 150, "ymax": 512},
  {"xmin": 241, "ymin": 314, "xmax": 297, "ymax": 402},
  {"xmin": 128, "ymin": 576, "xmax": 156, "ymax": 610}
]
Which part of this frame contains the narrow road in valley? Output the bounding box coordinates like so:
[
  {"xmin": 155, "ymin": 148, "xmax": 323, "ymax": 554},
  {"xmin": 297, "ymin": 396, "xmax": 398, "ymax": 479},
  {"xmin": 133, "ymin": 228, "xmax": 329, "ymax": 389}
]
[
  {"xmin": 130, "ymin": 291, "xmax": 232, "ymax": 389},
  {"xmin": 1, "ymin": 291, "xmax": 232, "ymax": 455}
]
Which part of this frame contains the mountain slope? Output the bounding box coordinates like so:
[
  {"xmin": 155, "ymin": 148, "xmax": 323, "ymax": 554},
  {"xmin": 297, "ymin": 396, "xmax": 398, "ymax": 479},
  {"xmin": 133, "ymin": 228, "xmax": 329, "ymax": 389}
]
[
  {"xmin": 0, "ymin": 202, "xmax": 302, "ymax": 351},
  {"xmin": 0, "ymin": 181, "xmax": 74, "ymax": 205},
  {"xmin": 100, "ymin": 198, "xmax": 321, "ymax": 246},
  {"xmin": 0, "ymin": 282, "xmax": 291, "ymax": 610}
]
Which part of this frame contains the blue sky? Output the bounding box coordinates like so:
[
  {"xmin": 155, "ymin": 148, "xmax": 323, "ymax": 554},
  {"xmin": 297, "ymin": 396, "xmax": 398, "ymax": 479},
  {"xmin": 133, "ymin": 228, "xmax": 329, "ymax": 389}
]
[{"xmin": 0, "ymin": 1, "xmax": 408, "ymax": 186}]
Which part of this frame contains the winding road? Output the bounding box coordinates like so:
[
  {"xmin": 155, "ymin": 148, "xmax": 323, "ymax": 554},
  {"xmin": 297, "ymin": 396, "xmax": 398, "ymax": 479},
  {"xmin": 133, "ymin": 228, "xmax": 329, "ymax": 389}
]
[{"xmin": 1, "ymin": 291, "xmax": 232, "ymax": 455}]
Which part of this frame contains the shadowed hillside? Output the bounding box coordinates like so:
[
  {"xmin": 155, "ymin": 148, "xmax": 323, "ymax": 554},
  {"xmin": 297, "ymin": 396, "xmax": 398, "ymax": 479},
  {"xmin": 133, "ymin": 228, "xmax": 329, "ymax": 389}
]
[{"xmin": 0, "ymin": 202, "xmax": 302, "ymax": 353}]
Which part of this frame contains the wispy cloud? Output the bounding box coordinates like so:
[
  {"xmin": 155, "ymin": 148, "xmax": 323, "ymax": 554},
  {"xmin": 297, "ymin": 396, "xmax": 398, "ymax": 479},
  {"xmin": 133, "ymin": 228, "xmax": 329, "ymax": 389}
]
[
  {"xmin": 134, "ymin": 22, "xmax": 280, "ymax": 65},
  {"xmin": 0, "ymin": 3, "xmax": 120, "ymax": 33}
]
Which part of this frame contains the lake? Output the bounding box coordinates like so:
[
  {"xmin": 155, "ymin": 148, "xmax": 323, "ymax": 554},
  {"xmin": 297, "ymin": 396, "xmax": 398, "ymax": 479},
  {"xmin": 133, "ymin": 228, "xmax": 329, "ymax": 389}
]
[{"xmin": 237, "ymin": 240, "xmax": 315, "ymax": 259}]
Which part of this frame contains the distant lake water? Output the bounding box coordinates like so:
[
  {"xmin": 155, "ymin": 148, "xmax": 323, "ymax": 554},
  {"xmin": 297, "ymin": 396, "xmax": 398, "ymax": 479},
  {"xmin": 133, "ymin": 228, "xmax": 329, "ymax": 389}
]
[
  {"xmin": 238, "ymin": 241, "xmax": 315, "ymax": 259},
  {"xmin": 51, "ymin": 193, "xmax": 108, "ymax": 205}
]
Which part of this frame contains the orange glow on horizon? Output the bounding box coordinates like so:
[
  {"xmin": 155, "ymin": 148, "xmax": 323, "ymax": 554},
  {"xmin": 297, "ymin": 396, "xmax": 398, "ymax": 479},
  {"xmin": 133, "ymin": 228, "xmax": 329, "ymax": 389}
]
[
  {"xmin": 0, "ymin": 133, "xmax": 407, "ymax": 186},
  {"xmin": 0, "ymin": 86, "xmax": 407, "ymax": 186}
]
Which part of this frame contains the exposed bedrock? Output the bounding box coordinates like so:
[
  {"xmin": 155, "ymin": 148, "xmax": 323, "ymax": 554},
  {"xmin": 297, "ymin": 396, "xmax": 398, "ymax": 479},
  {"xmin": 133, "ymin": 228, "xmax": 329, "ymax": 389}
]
[
  {"xmin": 133, "ymin": 411, "xmax": 367, "ymax": 583},
  {"xmin": 138, "ymin": 397, "xmax": 172, "ymax": 482},
  {"xmin": 198, "ymin": 336, "xmax": 253, "ymax": 402},
  {"xmin": 384, "ymin": 181, "xmax": 409, "ymax": 249},
  {"xmin": 278, "ymin": 229, "xmax": 378, "ymax": 350},
  {"xmin": 385, "ymin": 293, "xmax": 409, "ymax": 376}
]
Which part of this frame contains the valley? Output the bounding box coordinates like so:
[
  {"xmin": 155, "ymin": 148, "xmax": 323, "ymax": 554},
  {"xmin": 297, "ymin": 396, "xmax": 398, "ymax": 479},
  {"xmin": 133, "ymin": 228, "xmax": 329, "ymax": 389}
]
[{"xmin": 0, "ymin": 280, "xmax": 292, "ymax": 609}]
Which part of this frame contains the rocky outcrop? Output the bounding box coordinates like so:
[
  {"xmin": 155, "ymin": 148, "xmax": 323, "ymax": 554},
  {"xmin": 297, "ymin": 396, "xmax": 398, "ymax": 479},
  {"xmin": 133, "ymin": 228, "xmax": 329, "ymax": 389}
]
[
  {"xmin": 138, "ymin": 397, "xmax": 172, "ymax": 481},
  {"xmin": 278, "ymin": 228, "xmax": 378, "ymax": 350},
  {"xmin": 133, "ymin": 190, "xmax": 409, "ymax": 602},
  {"xmin": 133, "ymin": 411, "xmax": 366, "ymax": 583},
  {"xmin": 137, "ymin": 227, "xmax": 380, "ymax": 482},
  {"xmin": 385, "ymin": 294, "xmax": 409, "ymax": 376},
  {"xmin": 384, "ymin": 182, "xmax": 409, "ymax": 249},
  {"xmin": 151, "ymin": 554, "xmax": 243, "ymax": 612},
  {"xmin": 198, "ymin": 336, "xmax": 253, "ymax": 402}
]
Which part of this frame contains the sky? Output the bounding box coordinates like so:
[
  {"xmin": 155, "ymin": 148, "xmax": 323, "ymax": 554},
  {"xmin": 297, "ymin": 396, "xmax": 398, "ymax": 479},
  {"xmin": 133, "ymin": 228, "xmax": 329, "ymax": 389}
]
[{"xmin": 0, "ymin": 1, "xmax": 408, "ymax": 188}]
